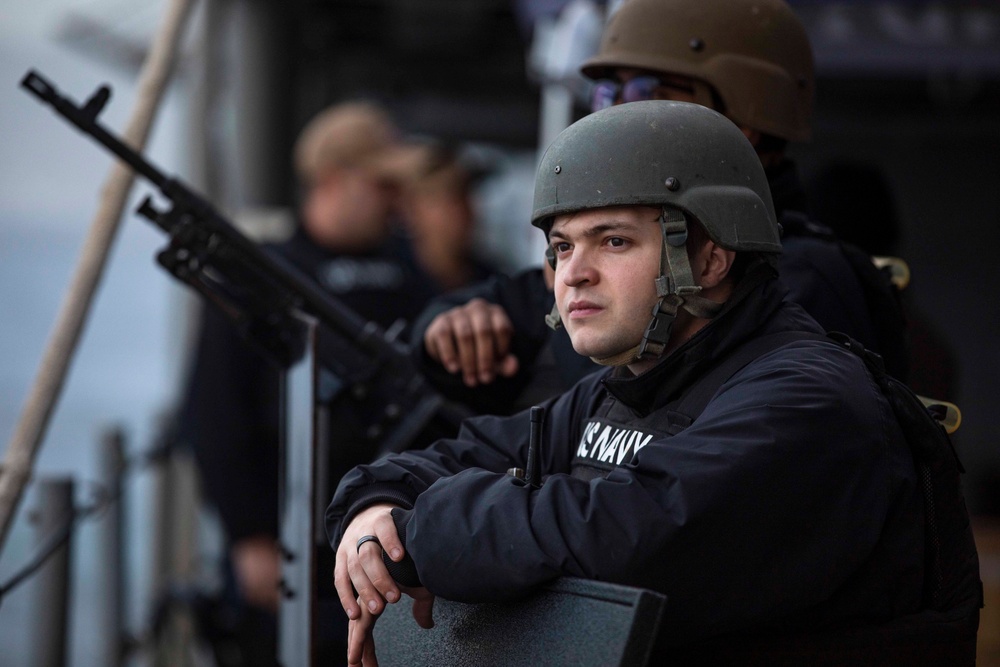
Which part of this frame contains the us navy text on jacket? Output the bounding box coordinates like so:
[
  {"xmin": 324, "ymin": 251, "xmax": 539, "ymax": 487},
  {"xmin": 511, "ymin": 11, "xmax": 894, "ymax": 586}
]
[{"xmin": 576, "ymin": 420, "xmax": 654, "ymax": 467}]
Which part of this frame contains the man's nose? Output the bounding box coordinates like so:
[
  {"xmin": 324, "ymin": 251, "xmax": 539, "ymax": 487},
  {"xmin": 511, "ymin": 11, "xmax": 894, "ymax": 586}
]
[{"xmin": 560, "ymin": 248, "xmax": 597, "ymax": 286}]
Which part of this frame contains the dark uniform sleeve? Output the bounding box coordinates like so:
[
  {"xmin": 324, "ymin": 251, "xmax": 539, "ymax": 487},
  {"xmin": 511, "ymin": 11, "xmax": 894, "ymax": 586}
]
[
  {"xmin": 407, "ymin": 269, "xmax": 551, "ymax": 414},
  {"xmin": 325, "ymin": 369, "xmax": 610, "ymax": 543},
  {"xmin": 178, "ymin": 305, "xmax": 281, "ymax": 543},
  {"xmin": 328, "ymin": 341, "xmax": 922, "ymax": 644},
  {"xmin": 408, "ymin": 267, "xmax": 598, "ymax": 415}
]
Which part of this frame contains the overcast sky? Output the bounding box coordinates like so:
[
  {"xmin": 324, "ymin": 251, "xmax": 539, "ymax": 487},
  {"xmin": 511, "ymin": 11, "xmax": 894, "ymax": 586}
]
[{"xmin": 0, "ymin": 0, "xmax": 182, "ymax": 226}]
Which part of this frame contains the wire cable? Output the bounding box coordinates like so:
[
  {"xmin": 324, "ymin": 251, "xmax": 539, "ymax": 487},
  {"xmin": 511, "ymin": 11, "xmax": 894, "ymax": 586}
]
[
  {"xmin": 0, "ymin": 495, "xmax": 105, "ymax": 607},
  {"xmin": 0, "ymin": 441, "xmax": 169, "ymax": 607}
]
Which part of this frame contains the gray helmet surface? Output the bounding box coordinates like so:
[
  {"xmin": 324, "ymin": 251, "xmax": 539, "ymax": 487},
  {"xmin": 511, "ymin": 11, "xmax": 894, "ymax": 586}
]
[{"xmin": 532, "ymin": 100, "xmax": 780, "ymax": 253}]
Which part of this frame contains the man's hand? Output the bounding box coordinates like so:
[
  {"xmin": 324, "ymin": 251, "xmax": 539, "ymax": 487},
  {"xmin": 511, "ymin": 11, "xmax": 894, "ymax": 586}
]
[
  {"xmin": 335, "ymin": 504, "xmax": 406, "ymax": 623},
  {"xmin": 337, "ymin": 504, "xmax": 436, "ymax": 666},
  {"xmin": 423, "ymin": 298, "xmax": 519, "ymax": 386},
  {"xmin": 347, "ymin": 585, "xmax": 435, "ymax": 667},
  {"xmin": 231, "ymin": 535, "xmax": 281, "ymax": 612}
]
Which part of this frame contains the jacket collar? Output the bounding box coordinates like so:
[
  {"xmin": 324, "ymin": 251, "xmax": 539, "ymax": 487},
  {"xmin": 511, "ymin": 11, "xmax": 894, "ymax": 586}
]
[{"xmin": 602, "ymin": 261, "xmax": 795, "ymax": 415}]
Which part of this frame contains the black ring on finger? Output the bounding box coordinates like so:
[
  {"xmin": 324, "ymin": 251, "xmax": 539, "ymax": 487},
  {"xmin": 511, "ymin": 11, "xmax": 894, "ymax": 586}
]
[{"xmin": 356, "ymin": 534, "xmax": 381, "ymax": 554}]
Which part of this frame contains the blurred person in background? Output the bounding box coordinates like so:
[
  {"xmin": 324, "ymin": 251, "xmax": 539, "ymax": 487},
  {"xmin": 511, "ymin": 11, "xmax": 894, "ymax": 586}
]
[
  {"xmin": 396, "ymin": 144, "xmax": 498, "ymax": 292},
  {"xmin": 410, "ymin": 0, "xmax": 910, "ymax": 419},
  {"xmin": 806, "ymin": 159, "xmax": 959, "ymax": 401},
  {"xmin": 178, "ymin": 100, "xmax": 439, "ymax": 666}
]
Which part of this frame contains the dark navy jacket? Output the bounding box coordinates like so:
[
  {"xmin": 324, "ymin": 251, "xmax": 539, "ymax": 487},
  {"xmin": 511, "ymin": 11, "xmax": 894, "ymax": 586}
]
[
  {"xmin": 409, "ymin": 268, "xmax": 596, "ymax": 415},
  {"xmin": 328, "ymin": 266, "xmax": 924, "ymax": 646}
]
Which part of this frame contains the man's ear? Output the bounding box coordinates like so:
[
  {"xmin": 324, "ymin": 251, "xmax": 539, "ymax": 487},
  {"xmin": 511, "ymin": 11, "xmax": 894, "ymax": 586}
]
[{"xmin": 699, "ymin": 241, "xmax": 736, "ymax": 289}]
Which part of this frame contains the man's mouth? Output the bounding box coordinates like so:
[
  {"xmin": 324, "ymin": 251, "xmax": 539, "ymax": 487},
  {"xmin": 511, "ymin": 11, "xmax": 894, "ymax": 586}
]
[{"xmin": 567, "ymin": 300, "xmax": 603, "ymax": 319}]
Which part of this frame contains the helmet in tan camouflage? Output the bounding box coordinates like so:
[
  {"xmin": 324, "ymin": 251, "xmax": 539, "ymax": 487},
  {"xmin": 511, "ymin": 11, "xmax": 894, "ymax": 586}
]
[{"xmin": 581, "ymin": 0, "xmax": 814, "ymax": 142}]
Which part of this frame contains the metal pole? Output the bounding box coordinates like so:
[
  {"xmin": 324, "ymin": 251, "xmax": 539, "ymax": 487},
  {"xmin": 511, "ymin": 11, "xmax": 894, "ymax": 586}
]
[
  {"xmin": 279, "ymin": 312, "xmax": 320, "ymax": 667},
  {"xmin": 98, "ymin": 427, "xmax": 127, "ymax": 667},
  {"xmin": 148, "ymin": 421, "xmax": 201, "ymax": 667},
  {"xmin": 148, "ymin": 433, "xmax": 172, "ymax": 640},
  {"xmin": 29, "ymin": 477, "xmax": 75, "ymax": 667}
]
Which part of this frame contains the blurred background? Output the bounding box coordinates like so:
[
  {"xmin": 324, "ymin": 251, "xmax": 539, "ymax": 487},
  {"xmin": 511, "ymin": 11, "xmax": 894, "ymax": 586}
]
[{"xmin": 1, "ymin": 0, "xmax": 999, "ymax": 665}]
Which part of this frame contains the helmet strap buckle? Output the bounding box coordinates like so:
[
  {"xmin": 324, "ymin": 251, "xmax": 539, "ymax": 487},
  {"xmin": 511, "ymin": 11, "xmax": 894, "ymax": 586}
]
[
  {"xmin": 544, "ymin": 302, "xmax": 563, "ymax": 331},
  {"xmin": 636, "ymin": 207, "xmax": 724, "ymax": 361}
]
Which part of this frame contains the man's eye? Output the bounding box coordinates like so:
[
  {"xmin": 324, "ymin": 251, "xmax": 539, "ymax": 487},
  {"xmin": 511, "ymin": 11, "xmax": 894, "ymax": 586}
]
[
  {"xmin": 608, "ymin": 237, "xmax": 626, "ymax": 248},
  {"xmin": 553, "ymin": 242, "xmax": 571, "ymax": 254}
]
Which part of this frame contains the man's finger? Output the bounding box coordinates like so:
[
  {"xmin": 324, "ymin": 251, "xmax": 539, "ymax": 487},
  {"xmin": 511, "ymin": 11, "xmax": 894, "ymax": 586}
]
[
  {"xmin": 348, "ymin": 600, "xmax": 378, "ymax": 666},
  {"xmin": 335, "ymin": 548, "xmax": 361, "ymax": 620},
  {"xmin": 376, "ymin": 519, "xmax": 405, "ymax": 566},
  {"xmin": 425, "ymin": 316, "xmax": 459, "ymax": 373},
  {"xmin": 348, "ymin": 550, "xmax": 385, "ymax": 616},
  {"xmin": 468, "ymin": 302, "xmax": 501, "ymax": 383},
  {"xmin": 411, "ymin": 593, "xmax": 436, "ymax": 630},
  {"xmin": 362, "ymin": 631, "xmax": 379, "ymax": 667},
  {"xmin": 487, "ymin": 306, "xmax": 514, "ymax": 365},
  {"xmin": 358, "ymin": 536, "xmax": 400, "ymax": 604},
  {"xmin": 347, "ymin": 617, "xmax": 360, "ymax": 666},
  {"xmin": 499, "ymin": 353, "xmax": 520, "ymax": 378},
  {"xmin": 447, "ymin": 310, "xmax": 482, "ymax": 386}
]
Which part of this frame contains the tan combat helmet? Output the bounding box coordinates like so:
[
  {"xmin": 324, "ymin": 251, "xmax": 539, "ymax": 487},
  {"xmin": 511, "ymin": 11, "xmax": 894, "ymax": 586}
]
[{"xmin": 581, "ymin": 0, "xmax": 814, "ymax": 142}]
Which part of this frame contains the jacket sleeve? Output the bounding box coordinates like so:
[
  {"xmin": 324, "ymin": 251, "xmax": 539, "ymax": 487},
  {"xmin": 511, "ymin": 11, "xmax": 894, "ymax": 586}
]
[
  {"xmin": 324, "ymin": 369, "xmax": 610, "ymax": 545},
  {"xmin": 406, "ymin": 269, "xmax": 556, "ymax": 415}
]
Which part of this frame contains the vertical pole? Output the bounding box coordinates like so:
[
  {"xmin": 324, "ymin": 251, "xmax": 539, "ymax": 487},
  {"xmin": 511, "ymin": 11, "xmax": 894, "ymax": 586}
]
[
  {"xmin": 148, "ymin": 424, "xmax": 201, "ymax": 667},
  {"xmin": 537, "ymin": 84, "xmax": 575, "ymax": 157},
  {"xmin": 29, "ymin": 477, "xmax": 74, "ymax": 667},
  {"xmin": 148, "ymin": 434, "xmax": 173, "ymax": 667},
  {"xmin": 98, "ymin": 427, "xmax": 126, "ymax": 667},
  {"xmin": 279, "ymin": 312, "xmax": 319, "ymax": 667}
]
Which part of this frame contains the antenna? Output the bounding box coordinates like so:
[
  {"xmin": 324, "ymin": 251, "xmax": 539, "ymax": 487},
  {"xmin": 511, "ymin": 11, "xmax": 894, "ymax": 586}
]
[{"xmin": 526, "ymin": 406, "xmax": 544, "ymax": 489}]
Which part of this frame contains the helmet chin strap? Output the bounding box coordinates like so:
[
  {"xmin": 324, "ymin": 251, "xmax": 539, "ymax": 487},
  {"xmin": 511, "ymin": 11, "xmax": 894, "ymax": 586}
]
[
  {"xmin": 592, "ymin": 207, "xmax": 723, "ymax": 367},
  {"xmin": 544, "ymin": 302, "xmax": 563, "ymax": 331}
]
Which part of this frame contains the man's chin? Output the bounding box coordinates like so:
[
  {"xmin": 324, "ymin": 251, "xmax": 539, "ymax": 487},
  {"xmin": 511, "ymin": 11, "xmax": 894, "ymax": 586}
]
[{"xmin": 570, "ymin": 338, "xmax": 629, "ymax": 362}]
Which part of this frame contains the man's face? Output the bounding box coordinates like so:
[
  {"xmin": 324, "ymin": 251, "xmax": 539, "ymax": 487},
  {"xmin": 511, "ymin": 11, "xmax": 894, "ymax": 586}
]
[
  {"xmin": 590, "ymin": 68, "xmax": 699, "ymax": 112},
  {"xmin": 302, "ymin": 167, "xmax": 393, "ymax": 251},
  {"xmin": 549, "ymin": 205, "xmax": 662, "ymax": 361},
  {"xmin": 592, "ymin": 67, "xmax": 766, "ymax": 153}
]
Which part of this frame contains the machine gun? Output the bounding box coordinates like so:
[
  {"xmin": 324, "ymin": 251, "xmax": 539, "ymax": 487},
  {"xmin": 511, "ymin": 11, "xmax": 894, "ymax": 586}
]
[{"xmin": 20, "ymin": 69, "xmax": 465, "ymax": 456}]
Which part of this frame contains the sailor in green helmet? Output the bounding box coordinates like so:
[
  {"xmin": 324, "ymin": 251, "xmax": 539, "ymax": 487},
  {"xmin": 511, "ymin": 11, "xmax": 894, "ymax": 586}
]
[{"xmin": 327, "ymin": 101, "xmax": 937, "ymax": 666}]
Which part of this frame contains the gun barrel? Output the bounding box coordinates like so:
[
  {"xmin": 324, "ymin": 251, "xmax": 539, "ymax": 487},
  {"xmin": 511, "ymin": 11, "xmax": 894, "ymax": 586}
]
[
  {"xmin": 20, "ymin": 70, "xmax": 169, "ymax": 189},
  {"xmin": 21, "ymin": 69, "xmax": 392, "ymax": 362}
]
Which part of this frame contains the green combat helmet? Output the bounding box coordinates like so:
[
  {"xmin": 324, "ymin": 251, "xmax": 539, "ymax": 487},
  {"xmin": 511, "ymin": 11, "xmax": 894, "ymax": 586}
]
[
  {"xmin": 581, "ymin": 0, "xmax": 814, "ymax": 143},
  {"xmin": 532, "ymin": 100, "xmax": 780, "ymax": 365}
]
